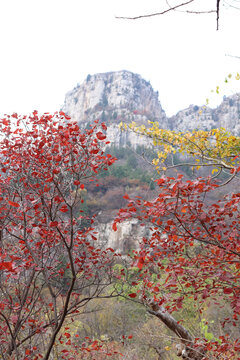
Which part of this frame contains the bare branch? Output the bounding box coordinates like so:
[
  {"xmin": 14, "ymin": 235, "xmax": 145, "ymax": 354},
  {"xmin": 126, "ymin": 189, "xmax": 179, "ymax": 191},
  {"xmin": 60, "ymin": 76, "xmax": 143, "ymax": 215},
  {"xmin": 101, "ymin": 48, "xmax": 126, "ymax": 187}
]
[
  {"xmin": 116, "ymin": 0, "xmax": 220, "ymax": 29},
  {"xmin": 115, "ymin": 0, "xmax": 195, "ymax": 20}
]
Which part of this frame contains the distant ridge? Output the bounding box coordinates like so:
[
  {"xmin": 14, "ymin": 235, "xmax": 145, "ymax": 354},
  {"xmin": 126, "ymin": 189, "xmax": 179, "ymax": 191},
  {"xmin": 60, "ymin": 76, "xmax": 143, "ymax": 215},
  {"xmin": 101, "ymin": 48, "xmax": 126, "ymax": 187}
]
[{"xmin": 62, "ymin": 70, "xmax": 240, "ymax": 137}]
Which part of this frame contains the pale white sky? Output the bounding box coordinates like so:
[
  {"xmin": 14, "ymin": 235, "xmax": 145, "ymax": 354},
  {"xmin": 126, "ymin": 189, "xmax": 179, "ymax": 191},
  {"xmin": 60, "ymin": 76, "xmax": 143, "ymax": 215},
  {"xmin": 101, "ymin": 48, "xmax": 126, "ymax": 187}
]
[{"xmin": 0, "ymin": 0, "xmax": 239, "ymax": 117}]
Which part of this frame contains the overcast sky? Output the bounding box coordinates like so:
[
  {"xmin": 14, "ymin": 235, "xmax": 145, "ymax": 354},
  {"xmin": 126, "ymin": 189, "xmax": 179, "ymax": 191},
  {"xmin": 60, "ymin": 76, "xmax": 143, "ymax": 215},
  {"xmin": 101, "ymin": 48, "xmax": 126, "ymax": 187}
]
[{"xmin": 0, "ymin": 0, "xmax": 239, "ymax": 117}]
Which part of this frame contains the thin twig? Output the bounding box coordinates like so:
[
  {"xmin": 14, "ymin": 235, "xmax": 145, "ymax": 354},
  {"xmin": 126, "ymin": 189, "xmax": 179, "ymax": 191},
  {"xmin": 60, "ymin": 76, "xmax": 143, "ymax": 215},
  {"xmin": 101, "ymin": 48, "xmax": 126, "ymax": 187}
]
[{"xmin": 115, "ymin": 0, "xmax": 195, "ymax": 20}]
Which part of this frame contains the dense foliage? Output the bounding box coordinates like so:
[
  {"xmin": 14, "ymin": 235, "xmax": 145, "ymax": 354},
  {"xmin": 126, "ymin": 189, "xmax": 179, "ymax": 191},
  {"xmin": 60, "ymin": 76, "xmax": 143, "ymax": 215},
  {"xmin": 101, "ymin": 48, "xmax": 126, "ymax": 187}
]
[
  {"xmin": 113, "ymin": 123, "xmax": 240, "ymax": 359},
  {"xmin": 0, "ymin": 112, "xmax": 240, "ymax": 359},
  {"xmin": 0, "ymin": 113, "xmax": 119, "ymax": 359}
]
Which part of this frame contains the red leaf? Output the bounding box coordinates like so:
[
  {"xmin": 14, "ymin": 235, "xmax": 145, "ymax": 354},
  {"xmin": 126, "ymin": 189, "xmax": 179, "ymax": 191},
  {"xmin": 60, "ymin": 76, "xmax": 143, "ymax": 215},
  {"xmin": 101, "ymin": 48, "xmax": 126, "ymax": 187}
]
[
  {"xmin": 96, "ymin": 132, "xmax": 106, "ymax": 141},
  {"xmin": 46, "ymin": 177, "xmax": 53, "ymax": 183},
  {"xmin": 101, "ymin": 123, "xmax": 107, "ymax": 131},
  {"xmin": 123, "ymin": 194, "xmax": 130, "ymax": 200},
  {"xmin": 74, "ymin": 180, "xmax": 80, "ymax": 186},
  {"xmin": 2, "ymin": 119, "xmax": 9, "ymax": 126},
  {"xmin": 59, "ymin": 206, "xmax": 68, "ymax": 213},
  {"xmin": 223, "ymin": 288, "xmax": 233, "ymax": 294},
  {"xmin": 156, "ymin": 178, "xmax": 165, "ymax": 185},
  {"xmin": 49, "ymin": 221, "xmax": 58, "ymax": 227},
  {"xmin": 80, "ymin": 184, "xmax": 84, "ymax": 190},
  {"xmin": 112, "ymin": 222, "xmax": 117, "ymax": 232},
  {"xmin": 128, "ymin": 293, "xmax": 137, "ymax": 298},
  {"xmin": 0, "ymin": 262, "xmax": 14, "ymax": 271},
  {"xmin": 106, "ymin": 247, "xmax": 115, "ymax": 252},
  {"xmin": 8, "ymin": 201, "xmax": 20, "ymax": 208},
  {"xmin": 55, "ymin": 155, "xmax": 62, "ymax": 162},
  {"xmin": 137, "ymin": 256, "xmax": 145, "ymax": 270},
  {"xmin": 90, "ymin": 148, "xmax": 99, "ymax": 154}
]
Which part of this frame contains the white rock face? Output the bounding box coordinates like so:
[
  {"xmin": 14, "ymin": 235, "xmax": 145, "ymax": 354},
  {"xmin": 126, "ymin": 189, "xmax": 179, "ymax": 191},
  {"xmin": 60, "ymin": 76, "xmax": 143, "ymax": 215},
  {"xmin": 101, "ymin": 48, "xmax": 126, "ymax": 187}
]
[
  {"xmin": 95, "ymin": 218, "xmax": 150, "ymax": 253},
  {"xmin": 169, "ymin": 94, "xmax": 240, "ymax": 135},
  {"xmin": 62, "ymin": 70, "xmax": 168, "ymax": 141},
  {"xmin": 105, "ymin": 124, "xmax": 151, "ymax": 148},
  {"xmin": 62, "ymin": 71, "xmax": 240, "ymax": 138},
  {"xmin": 215, "ymin": 94, "xmax": 240, "ymax": 134}
]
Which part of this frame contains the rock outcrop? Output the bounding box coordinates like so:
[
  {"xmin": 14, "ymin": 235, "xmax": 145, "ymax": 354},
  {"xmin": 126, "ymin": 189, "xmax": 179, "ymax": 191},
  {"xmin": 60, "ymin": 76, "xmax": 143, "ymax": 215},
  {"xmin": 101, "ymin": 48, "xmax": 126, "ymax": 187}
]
[
  {"xmin": 62, "ymin": 70, "xmax": 167, "ymax": 147},
  {"xmin": 168, "ymin": 93, "xmax": 240, "ymax": 135},
  {"xmin": 95, "ymin": 218, "xmax": 150, "ymax": 254},
  {"xmin": 62, "ymin": 71, "xmax": 240, "ymax": 139}
]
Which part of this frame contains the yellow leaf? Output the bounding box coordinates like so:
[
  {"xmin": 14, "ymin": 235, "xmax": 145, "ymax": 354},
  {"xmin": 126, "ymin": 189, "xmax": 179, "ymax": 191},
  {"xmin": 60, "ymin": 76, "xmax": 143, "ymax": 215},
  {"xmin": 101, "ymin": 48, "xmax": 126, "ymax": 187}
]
[{"xmin": 152, "ymin": 159, "xmax": 159, "ymax": 166}]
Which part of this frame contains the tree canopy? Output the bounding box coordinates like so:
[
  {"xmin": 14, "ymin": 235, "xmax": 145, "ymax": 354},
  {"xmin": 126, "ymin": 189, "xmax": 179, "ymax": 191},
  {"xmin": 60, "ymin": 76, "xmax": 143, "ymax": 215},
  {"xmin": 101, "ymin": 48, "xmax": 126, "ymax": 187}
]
[
  {"xmin": 114, "ymin": 121, "xmax": 240, "ymax": 359},
  {"xmin": 0, "ymin": 111, "xmax": 240, "ymax": 359}
]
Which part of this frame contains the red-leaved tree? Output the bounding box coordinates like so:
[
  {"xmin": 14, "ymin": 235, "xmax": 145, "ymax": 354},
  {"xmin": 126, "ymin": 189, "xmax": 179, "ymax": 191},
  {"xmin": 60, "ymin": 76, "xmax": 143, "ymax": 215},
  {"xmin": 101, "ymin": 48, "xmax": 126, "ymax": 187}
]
[
  {"xmin": 0, "ymin": 112, "xmax": 119, "ymax": 359},
  {"xmin": 114, "ymin": 175, "xmax": 240, "ymax": 359}
]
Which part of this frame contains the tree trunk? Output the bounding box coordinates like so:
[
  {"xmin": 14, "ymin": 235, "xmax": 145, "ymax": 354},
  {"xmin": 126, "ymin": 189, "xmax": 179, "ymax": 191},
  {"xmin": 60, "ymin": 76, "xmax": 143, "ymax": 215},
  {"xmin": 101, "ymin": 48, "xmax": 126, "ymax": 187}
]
[{"xmin": 147, "ymin": 301, "xmax": 205, "ymax": 360}]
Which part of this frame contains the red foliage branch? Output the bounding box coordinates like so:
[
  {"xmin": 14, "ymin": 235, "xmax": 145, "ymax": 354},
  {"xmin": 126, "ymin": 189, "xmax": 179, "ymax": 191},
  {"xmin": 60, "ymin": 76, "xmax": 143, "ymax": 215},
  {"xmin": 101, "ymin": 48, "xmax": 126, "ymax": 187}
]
[
  {"xmin": 114, "ymin": 174, "xmax": 240, "ymax": 358},
  {"xmin": 0, "ymin": 112, "xmax": 118, "ymax": 359}
]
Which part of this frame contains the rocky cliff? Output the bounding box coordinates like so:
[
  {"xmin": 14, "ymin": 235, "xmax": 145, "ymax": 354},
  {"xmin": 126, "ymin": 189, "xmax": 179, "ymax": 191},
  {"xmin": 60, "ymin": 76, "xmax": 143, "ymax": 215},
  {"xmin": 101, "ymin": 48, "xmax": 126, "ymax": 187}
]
[
  {"xmin": 95, "ymin": 218, "xmax": 150, "ymax": 253},
  {"xmin": 168, "ymin": 93, "xmax": 240, "ymax": 134},
  {"xmin": 62, "ymin": 70, "xmax": 240, "ymax": 137},
  {"xmin": 62, "ymin": 70, "xmax": 167, "ymax": 147}
]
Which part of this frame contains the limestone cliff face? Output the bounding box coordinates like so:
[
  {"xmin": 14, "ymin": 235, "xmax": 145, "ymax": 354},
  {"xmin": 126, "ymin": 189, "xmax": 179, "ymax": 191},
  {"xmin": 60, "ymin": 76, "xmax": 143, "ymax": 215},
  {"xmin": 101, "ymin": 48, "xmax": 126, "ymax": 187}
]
[
  {"xmin": 214, "ymin": 94, "xmax": 240, "ymax": 134},
  {"xmin": 62, "ymin": 71, "xmax": 240, "ymax": 138},
  {"xmin": 95, "ymin": 218, "xmax": 150, "ymax": 254},
  {"xmin": 169, "ymin": 94, "xmax": 240, "ymax": 135},
  {"xmin": 62, "ymin": 70, "xmax": 167, "ymax": 147}
]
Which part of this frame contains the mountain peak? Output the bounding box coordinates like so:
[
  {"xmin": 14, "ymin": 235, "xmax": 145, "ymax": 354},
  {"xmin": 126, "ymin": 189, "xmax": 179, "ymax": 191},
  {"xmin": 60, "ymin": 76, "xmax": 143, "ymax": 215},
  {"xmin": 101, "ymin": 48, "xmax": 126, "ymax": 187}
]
[{"xmin": 62, "ymin": 70, "xmax": 167, "ymax": 127}]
